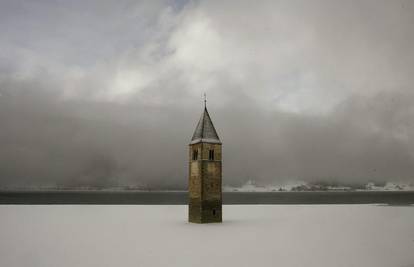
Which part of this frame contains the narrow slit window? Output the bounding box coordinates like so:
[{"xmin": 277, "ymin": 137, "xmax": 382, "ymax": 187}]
[
  {"xmin": 209, "ymin": 149, "xmax": 215, "ymax": 160},
  {"xmin": 193, "ymin": 150, "xmax": 198, "ymax": 160}
]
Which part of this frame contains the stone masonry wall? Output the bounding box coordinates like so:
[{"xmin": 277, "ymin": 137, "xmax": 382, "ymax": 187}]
[{"xmin": 188, "ymin": 142, "xmax": 222, "ymax": 223}]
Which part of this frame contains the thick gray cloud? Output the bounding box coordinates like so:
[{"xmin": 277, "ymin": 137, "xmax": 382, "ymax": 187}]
[{"xmin": 0, "ymin": 0, "xmax": 414, "ymax": 189}]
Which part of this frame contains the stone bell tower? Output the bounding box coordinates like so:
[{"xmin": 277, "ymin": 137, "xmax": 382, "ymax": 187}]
[{"xmin": 188, "ymin": 100, "xmax": 222, "ymax": 223}]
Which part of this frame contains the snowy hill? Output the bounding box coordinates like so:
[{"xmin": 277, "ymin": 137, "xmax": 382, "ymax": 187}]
[{"xmin": 224, "ymin": 180, "xmax": 414, "ymax": 192}]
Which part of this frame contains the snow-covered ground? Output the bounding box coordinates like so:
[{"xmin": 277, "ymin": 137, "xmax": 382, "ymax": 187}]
[{"xmin": 0, "ymin": 205, "xmax": 413, "ymax": 267}]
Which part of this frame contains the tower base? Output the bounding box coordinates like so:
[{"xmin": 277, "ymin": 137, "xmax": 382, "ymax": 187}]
[{"xmin": 189, "ymin": 198, "xmax": 222, "ymax": 223}]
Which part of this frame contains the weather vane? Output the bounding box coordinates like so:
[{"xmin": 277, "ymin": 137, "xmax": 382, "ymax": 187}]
[{"xmin": 204, "ymin": 92, "xmax": 207, "ymax": 108}]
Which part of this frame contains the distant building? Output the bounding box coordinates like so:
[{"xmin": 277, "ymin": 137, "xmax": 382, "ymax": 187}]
[{"xmin": 188, "ymin": 102, "xmax": 222, "ymax": 223}]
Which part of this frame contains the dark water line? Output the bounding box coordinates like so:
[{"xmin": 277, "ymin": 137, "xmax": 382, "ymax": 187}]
[{"xmin": 1, "ymin": 191, "xmax": 414, "ymax": 205}]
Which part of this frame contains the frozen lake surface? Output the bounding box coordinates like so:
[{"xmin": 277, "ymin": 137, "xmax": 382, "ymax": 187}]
[{"xmin": 1, "ymin": 205, "xmax": 413, "ymax": 267}]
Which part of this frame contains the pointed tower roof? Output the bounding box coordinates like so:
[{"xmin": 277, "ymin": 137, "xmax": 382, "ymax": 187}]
[{"xmin": 190, "ymin": 106, "xmax": 221, "ymax": 145}]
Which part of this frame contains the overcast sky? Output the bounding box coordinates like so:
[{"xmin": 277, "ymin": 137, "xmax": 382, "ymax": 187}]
[{"xmin": 1, "ymin": 0, "xmax": 414, "ymax": 189}]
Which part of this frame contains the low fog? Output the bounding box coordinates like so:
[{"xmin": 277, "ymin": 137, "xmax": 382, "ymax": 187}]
[{"xmin": 1, "ymin": 0, "xmax": 414, "ymax": 189}]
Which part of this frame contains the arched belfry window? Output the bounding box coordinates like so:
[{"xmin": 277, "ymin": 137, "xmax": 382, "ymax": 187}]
[
  {"xmin": 209, "ymin": 149, "xmax": 215, "ymax": 160},
  {"xmin": 192, "ymin": 149, "xmax": 198, "ymax": 160}
]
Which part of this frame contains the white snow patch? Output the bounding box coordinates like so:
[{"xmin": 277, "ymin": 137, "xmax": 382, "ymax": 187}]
[
  {"xmin": 224, "ymin": 180, "xmax": 307, "ymax": 192},
  {"xmin": 365, "ymin": 182, "xmax": 414, "ymax": 191},
  {"xmin": 0, "ymin": 205, "xmax": 413, "ymax": 267}
]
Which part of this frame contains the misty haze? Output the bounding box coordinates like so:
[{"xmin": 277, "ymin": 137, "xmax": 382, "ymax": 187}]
[{"xmin": 1, "ymin": 0, "xmax": 414, "ymax": 191}]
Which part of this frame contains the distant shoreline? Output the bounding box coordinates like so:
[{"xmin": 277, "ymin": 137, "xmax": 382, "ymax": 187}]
[
  {"xmin": 1, "ymin": 191, "xmax": 414, "ymax": 205},
  {"xmin": 1, "ymin": 189, "xmax": 414, "ymax": 192}
]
